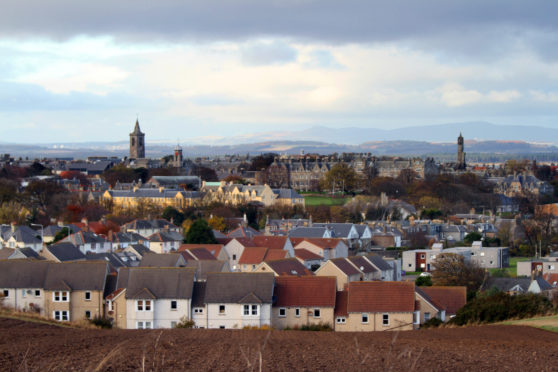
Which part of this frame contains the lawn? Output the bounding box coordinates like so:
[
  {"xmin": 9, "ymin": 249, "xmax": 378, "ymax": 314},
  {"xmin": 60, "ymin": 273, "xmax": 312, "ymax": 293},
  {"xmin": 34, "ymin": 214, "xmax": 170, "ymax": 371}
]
[
  {"xmin": 304, "ymin": 195, "xmax": 350, "ymax": 206},
  {"xmin": 502, "ymin": 315, "xmax": 558, "ymax": 333},
  {"xmin": 488, "ymin": 256, "xmax": 533, "ymax": 277}
]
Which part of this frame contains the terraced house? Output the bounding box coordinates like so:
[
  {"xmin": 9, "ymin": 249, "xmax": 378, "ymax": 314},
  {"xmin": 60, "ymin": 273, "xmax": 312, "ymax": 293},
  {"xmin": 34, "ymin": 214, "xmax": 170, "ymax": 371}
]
[
  {"xmin": 102, "ymin": 188, "xmax": 201, "ymax": 210},
  {"xmin": 201, "ymin": 182, "xmax": 304, "ymax": 207}
]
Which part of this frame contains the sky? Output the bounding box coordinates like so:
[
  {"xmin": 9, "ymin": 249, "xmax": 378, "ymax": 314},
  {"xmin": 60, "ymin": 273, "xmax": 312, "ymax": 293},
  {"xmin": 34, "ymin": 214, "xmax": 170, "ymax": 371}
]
[{"xmin": 1, "ymin": 0, "xmax": 558, "ymax": 144}]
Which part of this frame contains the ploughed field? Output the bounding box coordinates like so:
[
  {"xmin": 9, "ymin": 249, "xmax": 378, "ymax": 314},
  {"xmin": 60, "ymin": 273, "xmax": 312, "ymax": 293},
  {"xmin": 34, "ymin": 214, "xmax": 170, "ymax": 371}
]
[{"xmin": 1, "ymin": 318, "xmax": 557, "ymax": 371}]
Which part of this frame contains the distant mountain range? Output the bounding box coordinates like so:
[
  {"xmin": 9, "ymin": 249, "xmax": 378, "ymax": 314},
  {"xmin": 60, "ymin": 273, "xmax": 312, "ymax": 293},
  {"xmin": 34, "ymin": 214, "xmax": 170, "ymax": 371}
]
[{"xmin": 2, "ymin": 122, "xmax": 558, "ymax": 160}]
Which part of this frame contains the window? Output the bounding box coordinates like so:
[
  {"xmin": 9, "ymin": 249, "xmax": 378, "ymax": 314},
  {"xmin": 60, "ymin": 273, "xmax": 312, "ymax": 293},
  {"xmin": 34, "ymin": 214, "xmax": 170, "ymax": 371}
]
[
  {"xmin": 313, "ymin": 309, "xmax": 321, "ymax": 318},
  {"xmin": 336, "ymin": 317, "xmax": 346, "ymax": 324},
  {"xmin": 85, "ymin": 311, "xmax": 91, "ymax": 319},
  {"xmin": 22, "ymin": 289, "xmax": 26, "ymax": 298},
  {"xmin": 219, "ymin": 305, "xmax": 226, "ymax": 314},
  {"xmin": 252, "ymin": 305, "xmax": 258, "ymax": 315},
  {"xmin": 408, "ymin": 264, "xmax": 412, "ymax": 268},
  {"xmin": 53, "ymin": 291, "xmax": 69, "ymax": 302},
  {"xmin": 243, "ymin": 305, "xmax": 259, "ymax": 316},
  {"xmin": 3, "ymin": 290, "xmax": 8, "ymax": 297},
  {"xmin": 382, "ymin": 314, "xmax": 390, "ymax": 326},
  {"xmin": 137, "ymin": 300, "xmax": 152, "ymax": 311},
  {"xmin": 361, "ymin": 313, "xmax": 369, "ymax": 324},
  {"xmin": 420, "ymin": 254, "xmax": 425, "ymax": 259},
  {"xmin": 136, "ymin": 321, "xmax": 152, "ymax": 329},
  {"xmin": 171, "ymin": 300, "xmax": 177, "ymax": 310},
  {"xmin": 85, "ymin": 291, "xmax": 91, "ymax": 301},
  {"xmin": 54, "ymin": 311, "xmax": 69, "ymax": 321},
  {"xmin": 295, "ymin": 308, "xmax": 300, "ymax": 317},
  {"xmin": 424, "ymin": 312, "xmax": 430, "ymax": 321},
  {"xmin": 232, "ymin": 254, "xmax": 237, "ymax": 260},
  {"xmin": 35, "ymin": 290, "xmax": 41, "ymax": 297},
  {"xmin": 278, "ymin": 308, "xmax": 286, "ymax": 317},
  {"xmin": 219, "ymin": 325, "xmax": 225, "ymax": 329}
]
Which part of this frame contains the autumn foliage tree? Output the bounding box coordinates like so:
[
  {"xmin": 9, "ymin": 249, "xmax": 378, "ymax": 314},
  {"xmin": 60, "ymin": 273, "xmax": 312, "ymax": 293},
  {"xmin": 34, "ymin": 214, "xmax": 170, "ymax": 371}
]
[
  {"xmin": 320, "ymin": 162, "xmax": 359, "ymax": 193},
  {"xmin": 432, "ymin": 253, "xmax": 486, "ymax": 299}
]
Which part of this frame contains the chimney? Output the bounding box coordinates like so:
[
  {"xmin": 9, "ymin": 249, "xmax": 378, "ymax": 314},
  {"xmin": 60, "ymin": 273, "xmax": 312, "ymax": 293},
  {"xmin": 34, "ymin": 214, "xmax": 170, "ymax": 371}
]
[{"xmin": 10, "ymin": 222, "xmax": 16, "ymax": 233}]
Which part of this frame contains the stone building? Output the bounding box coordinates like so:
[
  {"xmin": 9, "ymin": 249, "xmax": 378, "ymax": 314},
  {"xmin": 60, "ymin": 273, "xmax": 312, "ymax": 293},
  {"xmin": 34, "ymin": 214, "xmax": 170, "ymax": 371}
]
[{"xmin": 129, "ymin": 119, "xmax": 145, "ymax": 160}]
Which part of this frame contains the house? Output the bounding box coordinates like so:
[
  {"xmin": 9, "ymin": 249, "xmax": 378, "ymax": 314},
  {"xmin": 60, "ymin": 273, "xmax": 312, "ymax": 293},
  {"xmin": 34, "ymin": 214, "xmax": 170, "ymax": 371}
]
[
  {"xmin": 313, "ymin": 223, "xmax": 362, "ymax": 250},
  {"xmin": 181, "ymin": 247, "xmax": 217, "ymax": 261},
  {"xmin": 191, "ymin": 282, "xmax": 207, "ymax": 328},
  {"xmin": 252, "ymin": 236, "xmax": 295, "ymax": 257},
  {"xmin": 481, "ymin": 277, "xmax": 532, "ymax": 295},
  {"xmin": 123, "ymin": 244, "xmax": 151, "ymax": 258},
  {"xmin": 122, "ymin": 219, "xmax": 181, "ymax": 238},
  {"xmin": 178, "ymin": 244, "xmax": 228, "ymax": 261},
  {"xmin": 146, "ymin": 175, "xmax": 200, "ymax": 189},
  {"xmin": 59, "ymin": 231, "xmax": 112, "ymax": 255},
  {"xmin": 291, "ymin": 238, "xmax": 349, "ymax": 260},
  {"xmin": 415, "ymin": 286, "xmax": 467, "ymax": 323},
  {"xmin": 365, "ymin": 254, "xmax": 399, "ymax": 281},
  {"xmin": 217, "ymin": 237, "xmax": 258, "ymax": 271},
  {"xmin": 2, "ymin": 225, "xmax": 42, "ymax": 252},
  {"xmin": 238, "ymin": 247, "xmax": 289, "ymax": 272},
  {"xmin": 0, "ymin": 260, "xmax": 50, "ymax": 314},
  {"xmin": 139, "ymin": 252, "xmax": 187, "ymax": 267},
  {"xmin": 315, "ymin": 258, "xmax": 363, "ymax": 291},
  {"xmin": 107, "ymin": 231, "xmax": 148, "ymax": 250},
  {"xmin": 528, "ymin": 277, "xmax": 553, "ymax": 294},
  {"xmin": 43, "ymin": 261, "xmax": 110, "ymax": 322},
  {"xmin": 347, "ymin": 256, "xmax": 378, "ymax": 281},
  {"xmin": 227, "ymin": 226, "xmax": 262, "ymax": 239},
  {"xmin": 293, "ymin": 249, "xmax": 323, "ymax": 271},
  {"xmin": 334, "ymin": 281, "xmax": 415, "ymax": 331},
  {"xmin": 253, "ymin": 258, "xmax": 313, "ymax": 277},
  {"xmin": 201, "ymin": 182, "xmax": 304, "ymax": 207},
  {"xmin": 102, "ymin": 188, "xmax": 201, "ymax": 210},
  {"xmin": 41, "ymin": 243, "xmax": 86, "ymax": 262},
  {"xmin": 517, "ymin": 258, "xmax": 558, "ymax": 277},
  {"xmin": 115, "ymin": 267, "xmax": 196, "ymax": 329},
  {"xmin": 147, "ymin": 231, "xmax": 184, "ymax": 253},
  {"xmin": 203, "ymin": 272, "xmax": 275, "ymax": 329},
  {"xmin": 272, "ymin": 276, "xmax": 337, "ymax": 329}
]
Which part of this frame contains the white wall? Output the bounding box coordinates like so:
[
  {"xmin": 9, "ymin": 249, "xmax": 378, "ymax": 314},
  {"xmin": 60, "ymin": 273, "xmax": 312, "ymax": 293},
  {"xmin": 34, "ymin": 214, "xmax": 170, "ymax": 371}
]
[
  {"xmin": 206, "ymin": 303, "xmax": 272, "ymax": 329},
  {"xmin": 0, "ymin": 287, "xmax": 45, "ymax": 314},
  {"xmin": 125, "ymin": 298, "xmax": 191, "ymax": 329}
]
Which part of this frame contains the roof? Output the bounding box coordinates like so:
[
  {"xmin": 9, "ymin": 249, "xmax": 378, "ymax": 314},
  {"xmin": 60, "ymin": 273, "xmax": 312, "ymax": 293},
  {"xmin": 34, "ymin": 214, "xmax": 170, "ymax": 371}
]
[
  {"xmin": 292, "ymin": 238, "xmax": 343, "ymax": 250},
  {"xmin": 148, "ymin": 230, "xmax": 184, "ymax": 243},
  {"xmin": 275, "ymin": 276, "xmax": 336, "ymax": 307},
  {"xmin": 44, "ymin": 261, "xmax": 108, "ymax": 291},
  {"xmin": 239, "ymin": 247, "xmax": 268, "ymax": 265},
  {"xmin": 181, "ymin": 247, "xmax": 217, "ymax": 261},
  {"xmin": 252, "ymin": 236, "xmax": 289, "ymax": 250},
  {"xmin": 0, "ymin": 248, "xmax": 15, "ymax": 260},
  {"xmin": 334, "ymin": 291, "xmax": 349, "ymax": 317},
  {"xmin": 178, "ymin": 244, "xmax": 224, "ymax": 258},
  {"xmin": 482, "ymin": 277, "xmax": 531, "ymax": 292},
  {"xmin": 347, "ymin": 281, "xmax": 416, "ymax": 313},
  {"xmin": 204, "ymin": 272, "xmax": 275, "ymax": 304},
  {"xmin": 227, "ymin": 226, "xmax": 262, "ymax": 239},
  {"xmin": 0, "ymin": 260, "xmax": 50, "ymax": 288},
  {"xmin": 347, "ymin": 256, "xmax": 378, "ymax": 274},
  {"xmin": 288, "ymin": 227, "xmax": 327, "ymax": 238},
  {"xmin": 294, "ymin": 248, "xmax": 322, "ymax": 261},
  {"xmin": 139, "ymin": 253, "xmax": 185, "ymax": 267},
  {"xmin": 420, "ymin": 286, "xmax": 467, "ymax": 315},
  {"xmin": 264, "ymin": 258, "xmax": 313, "ymax": 276},
  {"xmin": 125, "ymin": 267, "xmax": 195, "ymax": 299},
  {"xmin": 264, "ymin": 249, "xmax": 288, "ymax": 261},
  {"xmin": 45, "ymin": 243, "xmax": 86, "ymax": 261},
  {"xmin": 127, "ymin": 244, "xmax": 150, "ymax": 257},
  {"xmin": 330, "ymin": 258, "xmax": 361, "ymax": 276},
  {"xmin": 185, "ymin": 260, "xmax": 228, "ymax": 281},
  {"xmin": 533, "ymin": 276, "xmax": 553, "ymax": 291},
  {"xmin": 365, "ymin": 254, "xmax": 393, "ymax": 271},
  {"xmin": 543, "ymin": 273, "xmax": 558, "ymax": 286}
]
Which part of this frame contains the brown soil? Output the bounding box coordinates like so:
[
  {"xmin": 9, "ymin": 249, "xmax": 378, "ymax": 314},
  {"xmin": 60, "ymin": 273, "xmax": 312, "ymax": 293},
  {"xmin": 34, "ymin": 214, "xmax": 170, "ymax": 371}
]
[{"xmin": 1, "ymin": 318, "xmax": 557, "ymax": 371}]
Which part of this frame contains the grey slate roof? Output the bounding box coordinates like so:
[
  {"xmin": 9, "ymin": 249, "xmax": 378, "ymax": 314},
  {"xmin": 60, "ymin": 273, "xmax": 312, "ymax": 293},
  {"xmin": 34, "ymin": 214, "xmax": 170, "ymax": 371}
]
[
  {"xmin": 148, "ymin": 231, "xmax": 184, "ymax": 243},
  {"xmin": 185, "ymin": 260, "xmax": 228, "ymax": 281},
  {"xmin": 288, "ymin": 227, "xmax": 327, "ymax": 238},
  {"xmin": 314, "ymin": 223, "xmax": 353, "ymax": 238},
  {"xmin": 127, "ymin": 244, "xmax": 150, "ymax": 257},
  {"xmin": 17, "ymin": 248, "xmax": 42, "ymax": 259},
  {"xmin": 482, "ymin": 277, "xmax": 531, "ymax": 292},
  {"xmin": 125, "ymin": 267, "xmax": 195, "ymax": 299},
  {"xmin": 534, "ymin": 276, "xmax": 553, "ymax": 291},
  {"xmin": 348, "ymin": 256, "xmax": 378, "ymax": 274},
  {"xmin": 139, "ymin": 253, "xmax": 186, "ymax": 267},
  {"xmin": 365, "ymin": 254, "xmax": 393, "ymax": 271},
  {"xmin": 46, "ymin": 243, "xmax": 86, "ymax": 261},
  {"xmin": 43, "ymin": 262, "xmax": 108, "ymax": 291},
  {"xmin": 204, "ymin": 272, "xmax": 275, "ymax": 304},
  {"xmin": 330, "ymin": 258, "xmax": 361, "ymax": 276},
  {"xmin": 0, "ymin": 260, "xmax": 50, "ymax": 288}
]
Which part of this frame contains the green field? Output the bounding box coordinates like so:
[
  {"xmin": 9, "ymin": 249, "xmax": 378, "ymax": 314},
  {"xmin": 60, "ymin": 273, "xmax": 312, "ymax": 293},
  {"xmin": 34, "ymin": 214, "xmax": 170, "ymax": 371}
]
[
  {"xmin": 304, "ymin": 195, "xmax": 350, "ymax": 206},
  {"xmin": 502, "ymin": 315, "xmax": 558, "ymax": 333},
  {"xmin": 488, "ymin": 256, "xmax": 533, "ymax": 277}
]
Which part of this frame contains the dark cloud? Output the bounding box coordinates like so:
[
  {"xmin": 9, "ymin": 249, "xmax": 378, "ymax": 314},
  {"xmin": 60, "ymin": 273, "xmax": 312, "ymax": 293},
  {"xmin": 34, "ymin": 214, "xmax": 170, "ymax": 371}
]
[
  {"xmin": 240, "ymin": 40, "xmax": 298, "ymax": 65},
  {"xmin": 1, "ymin": 0, "xmax": 557, "ymax": 46}
]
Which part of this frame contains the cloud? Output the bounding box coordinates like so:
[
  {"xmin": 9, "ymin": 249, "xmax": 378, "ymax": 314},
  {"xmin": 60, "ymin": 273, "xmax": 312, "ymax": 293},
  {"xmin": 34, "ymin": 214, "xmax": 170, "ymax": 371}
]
[
  {"xmin": 440, "ymin": 84, "xmax": 522, "ymax": 107},
  {"xmin": 530, "ymin": 90, "xmax": 558, "ymax": 103},
  {"xmin": 240, "ymin": 40, "xmax": 298, "ymax": 65}
]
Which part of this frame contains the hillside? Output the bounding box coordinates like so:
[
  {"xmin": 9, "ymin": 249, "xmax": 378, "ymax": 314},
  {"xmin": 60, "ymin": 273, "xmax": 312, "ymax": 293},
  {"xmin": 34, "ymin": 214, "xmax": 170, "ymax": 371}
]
[{"xmin": 1, "ymin": 318, "xmax": 557, "ymax": 371}]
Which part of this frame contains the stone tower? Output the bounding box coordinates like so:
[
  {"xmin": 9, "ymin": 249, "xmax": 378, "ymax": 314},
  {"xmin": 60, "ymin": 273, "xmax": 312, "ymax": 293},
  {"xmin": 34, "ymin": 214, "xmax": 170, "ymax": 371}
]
[
  {"xmin": 457, "ymin": 132, "xmax": 466, "ymax": 169},
  {"xmin": 130, "ymin": 119, "xmax": 145, "ymax": 159},
  {"xmin": 173, "ymin": 144, "xmax": 183, "ymax": 168}
]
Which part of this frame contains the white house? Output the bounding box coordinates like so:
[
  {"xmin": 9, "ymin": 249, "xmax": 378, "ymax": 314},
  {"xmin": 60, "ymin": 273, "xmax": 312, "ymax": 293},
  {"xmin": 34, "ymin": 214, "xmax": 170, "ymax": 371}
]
[{"xmin": 0, "ymin": 260, "xmax": 49, "ymax": 314}]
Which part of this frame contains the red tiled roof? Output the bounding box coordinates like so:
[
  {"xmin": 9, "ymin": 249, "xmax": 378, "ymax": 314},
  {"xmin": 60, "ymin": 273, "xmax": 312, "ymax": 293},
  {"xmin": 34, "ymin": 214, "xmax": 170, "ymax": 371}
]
[
  {"xmin": 294, "ymin": 248, "xmax": 322, "ymax": 261},
  {"xmin": 347, "ymin": 282, "xmax": 415, "ymax": 313},
  {"xmin": 239, "ymin": 247, "xmax": 268, "ymax": 265},
  {"xmin": 420, "ymin": 286, "xmax": 467, "ymax": 315},
  {"xmin": 275, "ymin": 276, "xmax": 336, "ymax": 307},
  {"xmin": 334, "ymin": 291, "xmax": 349, "ymax": 317},
  {"xmin": 106, "ymin": 288, "xmax": 125, "ymax": 300},
  {"xmin": 264, "ymin": 249, "xmax": 288, "ymax": 261},
  {"xmin": 265, "ymin": 258, "xmax": 313, "ymax": 276},
  {"xmin": 331, "ymin": 258, "xmax": 361, "ymax": 276},
  {"xmin": 544, "ymin": 273, "xmax": 558, "ymax": 286},
  {"xmin": 253, "ymin": 236, "xmax": 289, "ymax": 250}
]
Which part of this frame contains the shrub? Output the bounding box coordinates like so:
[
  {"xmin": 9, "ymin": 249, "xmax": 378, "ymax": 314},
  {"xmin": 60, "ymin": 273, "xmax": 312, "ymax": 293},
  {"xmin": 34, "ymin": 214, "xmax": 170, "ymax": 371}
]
[
  {"xmin": 174, "ymin": 317, "xmax": 195, "ymax": 328},
  {"xmin": 415, "ymin": 275, "xmax": 433, "ymax": 286},
  {"xmin": 450, "ymin": 292, "xmax": 555, "ymax": 326},
  {"xmin": 421, "ymin": 317, "xmax": 443, "ymax": 328},
  {"xmin": 89, "ymin": 315, "xmax": 112, "ymax": 329},
  {"xmin": 299, "ymin": 323, "xmax": 332, "ymax": 332}
]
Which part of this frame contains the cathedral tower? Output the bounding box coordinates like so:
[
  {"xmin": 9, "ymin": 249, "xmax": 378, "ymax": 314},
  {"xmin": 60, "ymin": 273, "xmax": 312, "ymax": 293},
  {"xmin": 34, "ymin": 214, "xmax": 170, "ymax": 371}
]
[
  {"xmin": 457, "ymin": 132, "xmax": 466, "ymax": 169},
  {"xmin": 173, "ymin": 144, "xmax": 183, "ymax": 168},
  {"xmin": 130, "ymin": 119, "xmax": 145, "ymax": 159}
]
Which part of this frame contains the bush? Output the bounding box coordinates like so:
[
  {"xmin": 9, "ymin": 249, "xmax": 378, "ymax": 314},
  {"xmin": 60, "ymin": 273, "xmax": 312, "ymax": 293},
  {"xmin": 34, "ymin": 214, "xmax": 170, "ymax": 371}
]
[
  {"xmin": 421, "ymin": 317, "xmax": 443, "ymax": 328},
  {"xmin": 415, "ymin": 275, "xmax": 433, "ymax": 286},
  {"xmin": 299, "ymin": 323, "xmax": 332, "ymax": 332},
  {"xmin": 174, "ymin": 317, "xmax": 195, "ymax": 328},
  {"xmin": 89, "ymin": 315, "xmax": 112, "ymax": 329},
  {"xmin": 450, "ymin": 292, "xmax": 555, "ymax": 326}
]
